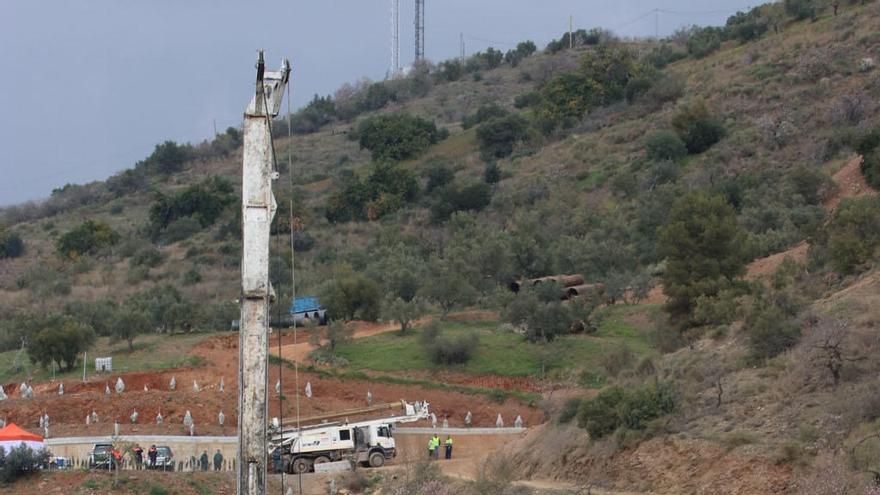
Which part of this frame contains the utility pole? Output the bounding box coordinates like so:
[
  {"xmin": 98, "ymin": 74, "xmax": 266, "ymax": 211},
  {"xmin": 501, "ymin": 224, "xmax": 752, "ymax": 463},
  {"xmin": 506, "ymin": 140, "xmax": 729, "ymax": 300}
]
[
  {"xmin": 655, "ymin": 9, "xmax": 659, "ymax": 39},
  {"xmin": 460, "ymin": 32, "xmax": 465, "ymax": 64},
  {"xmin": 213, "ymin": 119, "xmax": 218, "ymax": 137},
  {"xmin": 391, "ymin": 0, "xmax": 400, "ymax": 76},
  {"xmin": 238, "ymin": 50, "xmax": 290, "ymax": 495},
  {"xmin": 569, "ymin": 15, "xmax": 573, "ymax": 49}
]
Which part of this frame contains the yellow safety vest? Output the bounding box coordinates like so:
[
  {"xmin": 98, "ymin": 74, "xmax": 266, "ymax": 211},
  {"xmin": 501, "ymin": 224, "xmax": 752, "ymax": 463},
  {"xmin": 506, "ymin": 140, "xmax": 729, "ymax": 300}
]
[
  {"xmin": 445, "ymin": 438, "xmax": 453, "ymax": 446},
  {"xmin": 432, "ymin": 437, "xmax": 440, "ymax": 448}
]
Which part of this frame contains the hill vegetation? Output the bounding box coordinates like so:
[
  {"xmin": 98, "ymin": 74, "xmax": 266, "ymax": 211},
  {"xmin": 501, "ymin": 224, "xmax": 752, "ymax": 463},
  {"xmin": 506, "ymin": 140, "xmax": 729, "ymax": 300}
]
[{"xmin": 3, "ymin": 0, "xmax": 880, "ymax": 491}]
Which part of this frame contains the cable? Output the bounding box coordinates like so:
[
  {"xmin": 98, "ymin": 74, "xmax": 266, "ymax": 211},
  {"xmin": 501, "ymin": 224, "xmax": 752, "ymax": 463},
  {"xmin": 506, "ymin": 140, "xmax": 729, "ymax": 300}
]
[{"xmin": 285, "ymin": 73, "xmax": 304, "ymax": 495}]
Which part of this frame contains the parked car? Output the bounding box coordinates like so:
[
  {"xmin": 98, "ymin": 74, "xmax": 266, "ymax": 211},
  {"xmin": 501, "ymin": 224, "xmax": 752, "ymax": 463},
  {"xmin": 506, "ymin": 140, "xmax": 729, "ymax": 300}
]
[
  {"xmin": 150, "ymin": 445, "xmax": 174, "ymax": 471},
  {"xmin": 88, "ymin": 443, "xmax": 115, "ymax": 470}
]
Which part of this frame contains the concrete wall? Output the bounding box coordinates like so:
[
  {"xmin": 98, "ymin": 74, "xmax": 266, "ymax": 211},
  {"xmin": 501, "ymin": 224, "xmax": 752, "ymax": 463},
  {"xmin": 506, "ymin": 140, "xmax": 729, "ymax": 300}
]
[{"xmin": 44, "ymin": 427, "xmax": 526, "ymax": 473}]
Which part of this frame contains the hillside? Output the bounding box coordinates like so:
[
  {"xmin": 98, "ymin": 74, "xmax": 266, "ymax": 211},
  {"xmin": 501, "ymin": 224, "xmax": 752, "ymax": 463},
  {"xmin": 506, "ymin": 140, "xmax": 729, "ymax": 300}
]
[{"xmin": 3, "ymin": 1, "xmax": 880, "ymax": 493}]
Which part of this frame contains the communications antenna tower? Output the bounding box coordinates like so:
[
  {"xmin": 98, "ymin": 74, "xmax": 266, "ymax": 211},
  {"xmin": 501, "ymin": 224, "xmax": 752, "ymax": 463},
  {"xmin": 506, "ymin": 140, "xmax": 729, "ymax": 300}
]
[
  {"xmin": 391, "ymin": 0, "xmax": 400, "ymax": 76},
  {"xmin": 414, "ymin": 0, "xmax": 425, "ymax": 61}
]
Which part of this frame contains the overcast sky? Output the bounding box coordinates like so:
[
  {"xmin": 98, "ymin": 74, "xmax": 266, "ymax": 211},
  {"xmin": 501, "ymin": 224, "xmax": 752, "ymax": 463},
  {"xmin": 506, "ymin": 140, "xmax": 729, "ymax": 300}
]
[{"xmin": 0, "ymin": 0, "xmax": 759, "ymax": 206}]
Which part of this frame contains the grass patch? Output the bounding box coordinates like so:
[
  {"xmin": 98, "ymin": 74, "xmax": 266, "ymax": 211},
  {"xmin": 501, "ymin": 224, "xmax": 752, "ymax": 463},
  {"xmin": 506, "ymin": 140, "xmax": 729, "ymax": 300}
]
[
  {"xmin": 334, "ymin": 306, "xmax": 655, "ymax": 379},
  {"xmin": 0, "ymin": 332, "xmax": 214, "ymax": 384}
]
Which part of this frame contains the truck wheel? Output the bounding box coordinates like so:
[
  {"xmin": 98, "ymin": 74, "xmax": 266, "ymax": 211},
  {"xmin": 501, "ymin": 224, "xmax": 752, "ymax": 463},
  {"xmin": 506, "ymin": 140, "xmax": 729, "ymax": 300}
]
[
  {"xmin": 291, "ymin": 457, "xmax": 310, "ymax": 474},
  {"xmin": 314, "ymin": 456, "xmax": 330, "ymax": 465},
  {"xmin": 368, "ymin": 452, "xmax": 385, "ymax": 468}
]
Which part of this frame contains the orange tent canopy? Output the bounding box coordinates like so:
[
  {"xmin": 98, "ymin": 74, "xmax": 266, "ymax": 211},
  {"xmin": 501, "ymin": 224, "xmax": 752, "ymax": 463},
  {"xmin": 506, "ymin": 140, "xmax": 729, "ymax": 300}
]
[{"xmin": 0, "ymin": 423, "xmax": 43, "ymax": 442}]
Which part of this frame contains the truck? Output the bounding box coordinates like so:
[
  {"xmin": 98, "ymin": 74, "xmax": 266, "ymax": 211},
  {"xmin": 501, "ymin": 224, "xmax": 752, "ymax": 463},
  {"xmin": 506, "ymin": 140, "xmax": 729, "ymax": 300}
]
[{"xmin": 267, "ymin": 400, "xmax": 429, "ymax": 474}]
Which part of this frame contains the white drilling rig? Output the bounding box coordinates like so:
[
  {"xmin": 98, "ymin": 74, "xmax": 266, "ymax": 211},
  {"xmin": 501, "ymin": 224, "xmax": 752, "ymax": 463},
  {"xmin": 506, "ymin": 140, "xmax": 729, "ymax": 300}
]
[{"xmin": 238, "ymin": 51, "xmax": 290, "ymax": 495}]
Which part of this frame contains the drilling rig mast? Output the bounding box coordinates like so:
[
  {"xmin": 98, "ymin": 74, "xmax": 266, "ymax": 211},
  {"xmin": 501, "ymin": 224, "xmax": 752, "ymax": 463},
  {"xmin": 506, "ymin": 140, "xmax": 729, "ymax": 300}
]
[{"xmin": 238, "ymin": 51, "xmax": 290, "ymax": 495}]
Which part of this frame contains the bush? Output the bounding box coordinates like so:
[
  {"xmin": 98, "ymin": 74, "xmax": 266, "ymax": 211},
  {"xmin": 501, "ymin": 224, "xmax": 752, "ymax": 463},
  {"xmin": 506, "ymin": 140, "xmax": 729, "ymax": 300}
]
[
  {"xmin": 0, "ymin": 445, "xmax": 48, "ymax": 484},
  {"xmin": 476, "ymin": 114, "xmax": 530, "ymax": 159},
  {"xmin": 144, "ymin": 140, "xmax": 191, "ymax": 175},
  {"xmin": 421, "ymin": 327, "xmax": 479, "ymax": 365},
  {"xmin": 319, "ymin": 272, "xmax": 381, "ymax": 321},
  {"xmin": 558, "ymin": 397, "xmax": 582, "ymax": 424},
  {"xmin": 484, "ymin": 162, "xmax": 502, "ymax": 185},
  {"xmin": 430, "ymin": 183, "xmax": 492, "ymax": 223},
  {"xmin": 326, "ymin": 162, "xmax": 419, "ymax": 222},
  {"xmin": 577, "ymin": 382, "xmax": 677, "ymax": 439},
  {"xmin": 130, "ymin": 246, "xmax": 166, "ymax": 268},
  {"xmin": 513, "ymin": 91, "xmax": 542, "ymax": 109},
  {"xmin": 357, "ymin": 114, "xmax": 445, "ymax": 162},
  {"xmin": 0, "ymin": 229, "xmax": 24, "ymax": 259},
  {"xmin": 671, "ymin": 101, "xmax": 726, "ymax": 154},
  {"xmin": 686, "ymin": 27, "xmax": 723, "ymax": 58},
  {"xmin": 423, "ymin": 163, "xmax": 455, "ymax": 193},
  {"xmin": 56, "ymin": 219, "xmax": 120, "ymax": 259},
  {"xmin": 645, "ymin": 130, "xmax": 688, "ymax": 161},
  {"xmin": 162, "ymin": 217, "xmax": 203, "ymax": 243},
  {"xmin": 462, "ymin": 104, "xmax": 509, "ymax": 130},
  {"xmin": 745, "ymin": 302, "xmax": 801, "ymax": 360},
  {"xmin": 817, "ymin": 196, "xmax": 880, "ymax": 273},
  {"xmin": 148, "ymin": 176, "xmax": 234, "ymax": 238},
  {"xmin": 785, "ymin": 0, "xmax": 817, "ymax": 20},
  {"xmin": 856, "ymin": 129, "xmax": 880, "ymax": 188},
  {"xmin": 644, "ymin": 44, "xmax": 687, "ymax": 69}
]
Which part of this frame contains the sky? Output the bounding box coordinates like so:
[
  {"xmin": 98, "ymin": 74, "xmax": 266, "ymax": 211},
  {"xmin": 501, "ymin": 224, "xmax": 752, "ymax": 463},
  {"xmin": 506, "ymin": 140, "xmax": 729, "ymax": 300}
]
[{"xmin": 0, "ymin": 0, "xmax": 760, "ymax": 206}]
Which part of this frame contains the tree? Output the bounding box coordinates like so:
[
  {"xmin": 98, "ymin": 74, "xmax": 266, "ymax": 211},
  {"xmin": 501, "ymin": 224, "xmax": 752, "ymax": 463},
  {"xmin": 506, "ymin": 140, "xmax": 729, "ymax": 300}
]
[
  {"xmin": 671, "ymin": 100, "xmax": 725, "ymax": 154},
  {"xmin": 476, "ymin": 114, "xmax": 530, "ymax": 159},
  {"xmin": 146, "ymin": 140, "xmax": 190, "ymax": 175},
  {"xmin": 658, "ymin": 192, "xmax": 747, "ymax": 326},
  {"xmin": 645, "ymin": 130, "xmax": 688, "ymax": 161},
  {"xmin": 111, "ymin": 308, "xmax": 152, "ymax": 352},
  {"xmin": 819, "ymin": 196, "xmax": 880, "ymax": 274},
  {"xmin": 319, "ymin": 272, "xmax": 381, "ymax": 321},
  {"xmin": 420, "ymin": 260, "xmax": 477, "ymax": 316},
  {"xmin": 56, "ymin": 219, "xmax": 120, "ymax": 259},
  {"xmin": 856, "ymin": 129, "xmax": 880, "ymax": 188},
  {"xmin": 383, "ymin": 297, "xmax": 425, "ymax": 335},
  {"xmin": 28, "ymin": 319, "xmax": 95, "ymax": 371},
  {"xmin": 357, "ymin": 114, "xmax": 445, "ymax": 162},
  {"xmin": 484, "ymin": 162, "xmax": 502, "ymax": 185},
  {"xmin": 324, "ymin": 320, "xmax": 354, "ymax": 354},
  {"xmin": 0, "ymin": 229, "xmax": 24, "ymax": 259},
  {"xmin": 148, "ymin": 176, "xmax": 234, "ymax": 237}
]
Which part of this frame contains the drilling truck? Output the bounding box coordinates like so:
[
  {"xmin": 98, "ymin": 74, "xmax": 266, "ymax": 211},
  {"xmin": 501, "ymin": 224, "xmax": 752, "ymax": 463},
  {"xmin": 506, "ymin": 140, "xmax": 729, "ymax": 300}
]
[{"xmin": 268, "ymin": 400, "xmax": 429, "ymax": 474}]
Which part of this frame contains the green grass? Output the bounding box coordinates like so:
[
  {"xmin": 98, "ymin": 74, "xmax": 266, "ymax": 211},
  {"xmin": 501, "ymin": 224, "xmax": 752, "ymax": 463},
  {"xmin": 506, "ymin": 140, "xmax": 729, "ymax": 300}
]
[
  {"xmin": 0, "ymin": 332, "xmax": 214, "ymax": 384},
  {"xmin": 334, "ymin": 305, "xmax": 656, "ymax": 378}
]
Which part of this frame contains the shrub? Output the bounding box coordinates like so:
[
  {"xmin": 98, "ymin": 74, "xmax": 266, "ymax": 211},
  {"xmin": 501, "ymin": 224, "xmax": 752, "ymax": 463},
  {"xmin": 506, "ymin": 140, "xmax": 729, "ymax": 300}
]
[
  {"xmin": 148, "ymin": 176, "xmax": 234, "ymax": 237},
  {"xmin": 182, "ymin": 267, "xmax": 202, "ymax": 285},
  {"xmin": 436, "ymin": 60, "xmax": 464, "ymax": 82},
  {"xmin": 577, "ymin": 382, "xmax": 677, "ymax": 438},
  {"xmin": 421, "ymin": 328, "xmax": 479, "ymax": 365},
  {"xmin": 476, "ymin": 114, "xmax": 530, "ymax": 159},
  {"xmin": 671, "ymin": 101, "xmax": 726, "ymax": 154},
  {"xmin": 644, "ymin": 44, "xmax": 687, "ymax": 69},
  {"xmin": 558, "ymin": 397, "xmax": 583, "ymax": 424},
  {"xmin": 144, "ymin": 140, "xmax": 191, "ymax": 175},
  {"xmin": 462, "ymin": 104, "xmax": 509, "ymax": 130},
  {"xmin": 785, "ymin": 0, "xmax": 817, "ymax": 20},
  {"xmin": 484, "ymin": 162, "xmax": 502, "ymax": 185},
  {"xmin": 56, "ymin": 219, "xmax": 120, "ymax": 259},
  {"xmin": 357, "ymin": 114, "xmax": 445, "ymax": 162},
  {"xmin": 686, "ymin": 27, "xmax": 723, "ymax": 58},
  {"xmin": 0, "ymin": 445, "xmax": 49, "ymax": 484},
  {"xmin": 745, "ymin": 302, "xmax": 801, "ymax": 360},
  {"xmin": 288, "ymin": 94, "xmax": 336, "ymax": 134},
  {"xmin": 0, "ymin": 229, "xmax": 24, "ymax": 259},
  {"xmin": 856, "ymin": 129, "xmax": 880, "ymax": 188},
  {"xmin": 818, "ymin": 196, "xmax": 880, "ymax": 273},
  {"xmin": 645, "ymin": 130, "xmax": 688, "ymax": 161},
  {"xmin": 326, "ymin": 162, "xmax": 419, "ymax": 222},
  {"xmin": 514, "ymin": 91, "xmax": 542, "ymax": 109},
  {"xmin": 130, "ymin": 246, "xmax": 165, "ymax": 268},
  {"xmin": 430, "ymin": 183, "xmax": 492, "ymax": 223},
  {"xmin": 162, "ymin": 217, "xmax": 203, "ymax": 243},
  {"xmin": 319, "ymin": 272, "xmax": 381, "ymax": 321},
  {"xmin": 423, "ymin": 163, "xmax": 455, "ymax": 193}
]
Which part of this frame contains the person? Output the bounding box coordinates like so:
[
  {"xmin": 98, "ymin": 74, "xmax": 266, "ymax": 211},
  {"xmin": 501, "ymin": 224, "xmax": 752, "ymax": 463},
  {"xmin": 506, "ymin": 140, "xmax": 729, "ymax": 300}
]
[
  {"xmin": 200, "ymin": 450, "xmax": 209, "ymax": 471},
  {"xmin": 431, "ymin": 434, "xmax": 440, "ymax": 460},
  {"xmin": 426, "ymin": 437, "xmax": 435, "ymax": 460},
  {"xmin": 111, "ymin": 447, "xmax": 122, "ymax": 469},
  {"xmin": 272, "ymin": 448, "xmax": 282, "ymax": 473},
  {"xmin": 148, "ymin": 445, "xmax": 157, "ymax": 469},
  {"xmin": 213, "ymin": 449, "xmax": 223, "ymax": 471},
  {"xmin": 133, "ymin": 444, "xmax": 144, "ymax": 470},
  {"xmin": 444, "ymin": 436, "xmax": 453, "ymax": 460}
]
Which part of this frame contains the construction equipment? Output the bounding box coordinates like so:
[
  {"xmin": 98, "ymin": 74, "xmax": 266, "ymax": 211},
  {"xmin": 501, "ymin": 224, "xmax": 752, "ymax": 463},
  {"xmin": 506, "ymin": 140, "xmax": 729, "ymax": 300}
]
[
  {"xmin": 238, "ymin": 51, "xmax": 290, "ymax": 495},
  {"xmin": 267, "ymin": 400, "xmax": 429, "ymax": 474}
]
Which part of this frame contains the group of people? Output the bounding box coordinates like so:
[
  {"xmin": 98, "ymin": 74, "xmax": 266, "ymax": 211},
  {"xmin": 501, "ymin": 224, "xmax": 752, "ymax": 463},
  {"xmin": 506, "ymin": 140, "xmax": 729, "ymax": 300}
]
[
  {"xmin": 127, "ymin": 444, "xmax": 223, "ymax": 471},
  {"xmin": 426, "ymin": 434, "xmax": 453, "ymax": 460}
]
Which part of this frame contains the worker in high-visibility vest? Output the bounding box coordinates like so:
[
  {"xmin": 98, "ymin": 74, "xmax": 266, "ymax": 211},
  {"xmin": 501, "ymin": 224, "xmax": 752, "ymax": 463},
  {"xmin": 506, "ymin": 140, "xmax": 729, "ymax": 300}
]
[
  {"xmin": 427, "ymin": 437, "xmax": 435, "ymax": 459},
  {"xmin": 444, "ymin": 436, "xmax": 453, "ymax": 460},
  {"xmin": 431, "ymin": 434, "xmax": 440, "ymax": 460}
]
